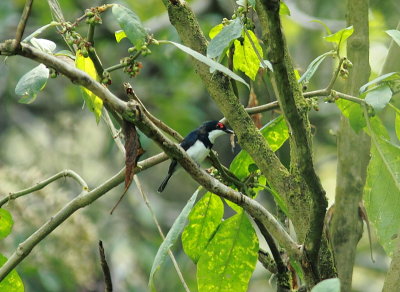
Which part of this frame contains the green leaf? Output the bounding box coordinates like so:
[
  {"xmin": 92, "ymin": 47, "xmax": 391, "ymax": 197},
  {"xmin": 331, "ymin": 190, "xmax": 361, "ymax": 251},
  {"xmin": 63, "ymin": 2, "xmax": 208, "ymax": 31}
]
[
  {"xmin": 15, "ymin": 64, "xmax": 49, "ymax": 104},
  {"xmin": 248, "ymin": 0, "xmax": 256, "ymax": 7},
  {"xmin": 280, "ymin": 2, "xmax": 291, "ymax": 16},
  {"xmin": 207, "ymin": 18, "xmax": 243, "ymax": 59},
  {"xmin": 75, "ymin": 50, "xmax": 103, "ymax": 123},
  {"xmin": 365, "ymin": 85, "xmax": 393, "ymax": 112},
  {"xmin": 336, "ymin": 100, "xmax": 365, "ymax": 132},
  {"xmin": 182, "ymin": 192, "xmax": 223, "ymax": 263},
  {"xmin": 197, "ymin": 212, "xmax": 258, "ymax": 292},
  {"xmin": 311, "ymin": 278, "xmax": 340, "ymax": 292},
  {"xmin": 324, "ymin": 26, "xmax": 354, "ymax": 47},
  {"xmin": 395, "ymin": 112, "xmax": 400, "ymax": 141},
  {"xmin": 364, "ymin": 136, "xmax": 400, "ymax": 256},
  {"xmin": 112, "ymin": 4, "xmax": 147, "ymax": 50},
  {"xmin": 149, "ymin": 189, "xmax": 199, "ymax": 288},
  {"xmin": 209, "ymin": 24, "xmax": 224, "ymax": 40},
  {"xmin": 114, "ymin": 30, "xmax": 127, "ymax": 43},
  {"xmin": 298, "ymin": 51, "xmax": 335, "ymax": 84},
  {"xmin": 386, "ymin": 29, "xmax": 400, "ymax": 47},
  {"xmin": 0, "ymin": 254, "xmax": 24, "ymax": 292},
  {"xmin": 54, "ymin": 50, "xmax": 75, "ymax": 59},
  {"xmin": 29, "ymin": 37, "xmax": 56, "ymax": 53},
  {"xmin": 0, "ymin": 209, "xmax": 13, "ymax": 239},
  {"xmin": 230, "ymin": 116, "xmax": 288, "ymax": 179},
  {"xmin": 233, "ymin": 30, "xmax": 263, "ymax": 80},
  {"xmin": 166, "ymin": 41, "xmax": 250, "ymax": 89},
  {"xmin": 359, "ymin": 72, "xmax": 400, "ymax": 94}
]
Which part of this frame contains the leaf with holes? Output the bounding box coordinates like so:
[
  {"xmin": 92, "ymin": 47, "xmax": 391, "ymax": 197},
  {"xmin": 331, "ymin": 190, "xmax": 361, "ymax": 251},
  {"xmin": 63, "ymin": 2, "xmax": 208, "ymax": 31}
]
[
  {"xmin": 182, "ymin": 192, "xmax": 224, "ymax": 263},
  {"xmin": 233, "ymin": 30, "xmax": 263, "ymax": 80},
  {"xmin": 112, "ymin": 4, "xmax": 147, "ymax": 50},
  {"xmin": 197, "ymin": 211, "xmax": 258, "ymax": 292},
  {"xmin": 15, "ymin": 64, "xmax": 49, "ymax": 104},
  {"xmin": 75, "ymin": 50, "xmax": 103, "ymax": 123}
]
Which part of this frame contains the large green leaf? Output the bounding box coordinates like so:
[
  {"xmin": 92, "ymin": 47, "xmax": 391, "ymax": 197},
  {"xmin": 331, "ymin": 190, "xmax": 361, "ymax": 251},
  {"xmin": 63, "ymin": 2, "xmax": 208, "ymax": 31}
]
[
  {"xmin": 166, "ymin": 41, "xmax": 250, "ymax": 89},
  {"xmin": 365, "ymin": 85, "xmax": 393, "ymax": 112},
  {"xmin": 311, "ymin": 278, "xmax": 340, "ymax": 292},
  {"xmin": 182, "ymin": 192, "xmax": 224, "ymax": 263},
  {"xmin": 0, "ymin": 254, "xmax": 24, "ymax": 292},
  {"xmin": 298, "ymin": 51, "xmax": 335, "ymax": 84},
  {"xmin": 386, "ymin": 29, "xmax": 400, "ymax": 47},
  {"xmin": 75, "ymin": 50, "xmax": 103, "ymax": 123},
  {"xmin": 364, "ymin": 136, "xmax": 400, "ymax": 256},
  {"xmin": 233, "ymin": 30, "xmax": 263, "ymax": 80},
  {"xmin": 197, "ymin": 212, "xmax": 259, "ymax": 292},
  {"xmin": 15, "ymin": 64, "xmax": 49, "ymax": 104},
  {"xmin": 0, "ymin": 209, "xmax": 13, "ymax": 239},
  {"xmin": 112, "ymin": 4, "xmax": 146, "ymax": 50},
  {"xmin": 230, "ymin": 116, "xmax": 288, "ymax": 179},
  {"xmin": 207, "ymin": 18, "xmax": 242, "ymax": 59},
  {"xmin": 149, "ymin": 189, "xmax": 199, "ymax": 288}
]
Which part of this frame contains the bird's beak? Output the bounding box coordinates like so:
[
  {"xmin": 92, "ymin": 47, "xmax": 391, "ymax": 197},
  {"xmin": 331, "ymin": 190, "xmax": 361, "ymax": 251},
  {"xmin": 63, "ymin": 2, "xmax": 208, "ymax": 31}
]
[{"xmin": 224, "ymin": 129, "xmax": 234, "ymax": 135}]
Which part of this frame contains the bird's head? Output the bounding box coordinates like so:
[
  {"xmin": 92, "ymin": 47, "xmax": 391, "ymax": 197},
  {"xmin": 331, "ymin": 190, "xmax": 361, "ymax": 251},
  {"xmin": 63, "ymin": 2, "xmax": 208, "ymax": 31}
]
[{"xmin": 201, "ymin": 121, "xmax": 234, "ymax": 143}]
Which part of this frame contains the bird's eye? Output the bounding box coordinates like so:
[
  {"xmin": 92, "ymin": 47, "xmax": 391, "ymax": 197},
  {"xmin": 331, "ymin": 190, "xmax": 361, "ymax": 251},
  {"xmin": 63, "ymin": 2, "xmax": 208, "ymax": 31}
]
[{"xmin": 217, "ymin": 122, "xmax": 224, "ymax": 129}]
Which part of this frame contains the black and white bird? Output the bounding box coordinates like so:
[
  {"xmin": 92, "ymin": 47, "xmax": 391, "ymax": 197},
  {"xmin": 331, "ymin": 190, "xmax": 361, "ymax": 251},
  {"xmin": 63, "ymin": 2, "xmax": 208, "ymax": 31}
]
[{"xmin": 158, "ymin": 120, "xmax": 234, "ymax": 192}]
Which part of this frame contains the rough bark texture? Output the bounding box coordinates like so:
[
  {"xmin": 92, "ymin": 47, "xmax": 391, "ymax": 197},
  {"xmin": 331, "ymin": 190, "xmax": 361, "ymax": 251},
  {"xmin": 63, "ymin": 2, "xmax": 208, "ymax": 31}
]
[{"xmin": 331, "ymin": 0, "xmax": 371, "ymax": 291}]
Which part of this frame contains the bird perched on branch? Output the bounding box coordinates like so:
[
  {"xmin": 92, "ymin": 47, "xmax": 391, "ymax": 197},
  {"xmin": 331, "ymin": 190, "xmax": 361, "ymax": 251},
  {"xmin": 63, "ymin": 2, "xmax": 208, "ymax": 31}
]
[{"xmin": 158, "ymin": 120, "xmax": 234, "ymax": 192}]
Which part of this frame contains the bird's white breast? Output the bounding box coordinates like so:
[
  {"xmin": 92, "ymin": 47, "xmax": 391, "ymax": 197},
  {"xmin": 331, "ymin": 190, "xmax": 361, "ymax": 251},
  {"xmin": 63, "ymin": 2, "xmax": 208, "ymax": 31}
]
[{"xmin": 186, "ymin": 140, "xmax": 210, "ymax": 164}]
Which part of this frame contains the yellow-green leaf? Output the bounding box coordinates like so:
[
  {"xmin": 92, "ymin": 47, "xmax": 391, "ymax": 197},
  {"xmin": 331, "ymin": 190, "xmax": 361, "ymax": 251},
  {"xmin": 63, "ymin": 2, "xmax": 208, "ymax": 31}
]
[
  {"xmin": 233, "ymin": 30, "xmax": 263, "ymax": 80},
  {"xmin": 324, "ymin": 26, "xmax": 354, "ymax": 48},
  {"xmin": 0, "ymin": 254, "xmax": 24, "ymax": 292},
  {"xmin": 209, "ymin": 24, "xmax": 224, "ymax": 40},
  {"xmin": 75, "ymin": 50, "xmax": 103, "ymax": 123},
  {"xmin": 280, "ymin": 2, "xmax": 291, "ymax": 16},
  {"xmin": 182, "ymin": 192, "xmax": 224, "ymax": 263},
  {"xmin": 197, "ymin": 212, "xmax": 259, "ymax": 292},
  {"xmin": 0, "ymin": 209, "xmax": 13, "ymax": 239},
  {"xmin": 115, "ymin": 30, "xmax": 127, "ymax": 43}
]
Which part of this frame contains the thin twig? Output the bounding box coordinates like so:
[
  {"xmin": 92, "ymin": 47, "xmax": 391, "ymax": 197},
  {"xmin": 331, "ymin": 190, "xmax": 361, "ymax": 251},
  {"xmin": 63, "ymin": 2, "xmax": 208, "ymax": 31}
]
[
  {"xmin": 0, "ymin": 169, "xmax": 88, "ymax": 207},
  {"xmin": 99, "ymin": 241, "xmax": 113, "ymax": 292},
  {"xmin": 13, "ymin": 0, "xmax": 34, "ymax": 51},
  {"xmin": 134, "ymin": 176, "xmax": 191, "ymax": 292},
  {"xmin": 124, "ymin": 82, "xmax": 183, "ymax": 141}
]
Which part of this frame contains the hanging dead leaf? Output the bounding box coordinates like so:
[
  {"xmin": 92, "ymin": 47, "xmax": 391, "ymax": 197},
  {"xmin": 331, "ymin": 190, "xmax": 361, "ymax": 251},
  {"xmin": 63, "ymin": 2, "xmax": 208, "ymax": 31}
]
[
  {"xmin": 124, "ymin": 121, "xmax": 145, "ymax": 190},
  {"xmin": 248, "ymin": 88, "xmax": 262, "ymax": 129}
]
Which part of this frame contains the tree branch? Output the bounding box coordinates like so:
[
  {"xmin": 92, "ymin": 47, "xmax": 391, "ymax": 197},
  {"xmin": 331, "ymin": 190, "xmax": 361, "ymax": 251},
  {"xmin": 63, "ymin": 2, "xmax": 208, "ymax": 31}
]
[
  {"xmin": 330, "ymin": 0, "xmax": 371, "ymax": 290},
  {"xmin": 256, "ymin": 0, "xmax": 327, "ymax": 283},
  {"xmin": 162, "ymin": 0, "xmax": 292, "ymax": 206},
  {"xmin": 98, "ymin": 241, "xmax": 113, "ymax": 292},
  {"xmin": 12, "ymin": 0, "xmax": 34, "ymax": 51},
  {"xmin": 0, "ymin": 169, "xmax": 88, "ymax": 207}
]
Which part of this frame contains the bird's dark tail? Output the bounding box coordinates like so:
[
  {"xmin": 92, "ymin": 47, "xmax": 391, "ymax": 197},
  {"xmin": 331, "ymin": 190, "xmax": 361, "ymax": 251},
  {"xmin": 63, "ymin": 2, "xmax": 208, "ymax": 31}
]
[{"xmin": 158, "ymin": 173, "xmax": 173, "ymax": 192}]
